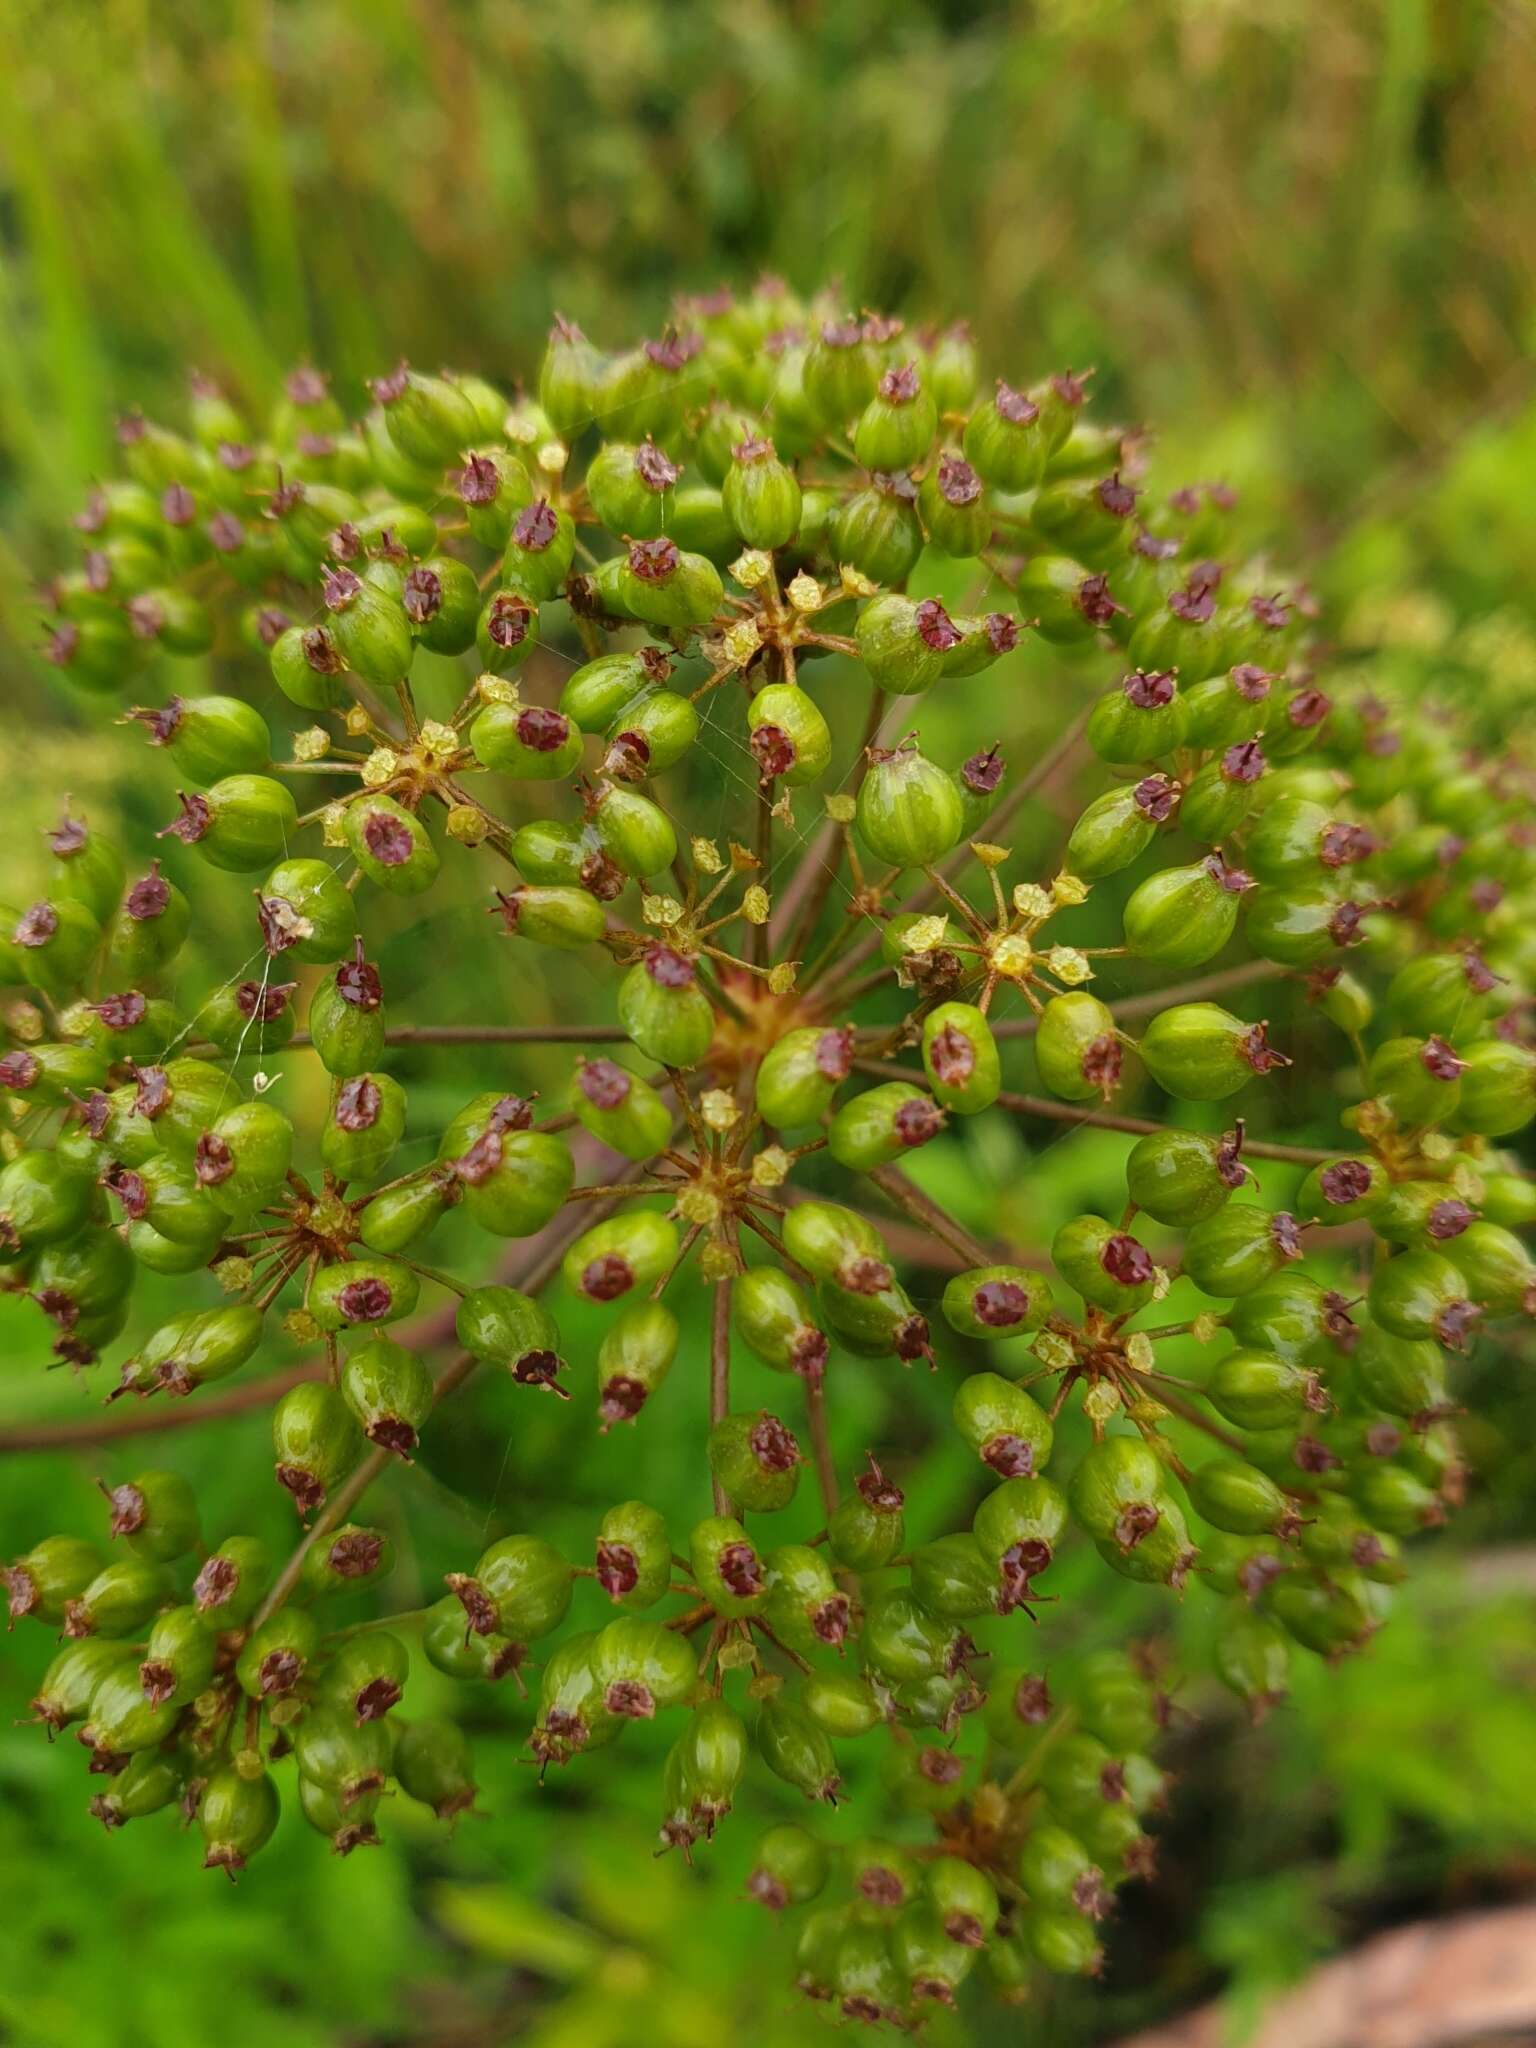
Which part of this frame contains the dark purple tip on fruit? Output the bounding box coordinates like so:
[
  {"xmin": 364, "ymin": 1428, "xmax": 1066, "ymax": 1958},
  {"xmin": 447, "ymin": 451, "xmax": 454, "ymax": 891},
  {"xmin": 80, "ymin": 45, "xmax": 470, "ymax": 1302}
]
[
  {"xmin": 894, "ymin": 1096, "xmax": 944, "ymax": 1147},
  {"xmin": 595, "ymin": 1541, "xmax": 639, "ymax": 1599},
  {"xmin": 1435, "ymin": 1299, "xmax": 1482, "ymax": 1351},
  {"xmin": 1249, "ymin": 593, "xmax": 1290, "ymax": 629},
  {"xmin": 513, "ymin": 500, "xmax": 560, "ymax": 553},
  {"xmin": 193, "ymin": 1556, "xmax": 239, "ymax": 1610},
  {"xmin": 717, "ymin": 1541, "xmax": 764, "ymax": 1598},
  {"xmin": 634, "ymin": 440, "xmax": 682, "ymax": 489},
  {"xmin": 132, "ymin": 1065, "xmax": 170, "ymax": 1119},
  {"xmin": 578, "ymin": 1058, "xmax": 632, "ymax": 1110},
  {"xmin": 445, "ymin": 1573, "xmax": 499, "ymax": 1636},
  {"xmin": 605, "ymin": 1679, "xmax": 655, "ymax": 1720},
  {"xmin": 973, "ymin": 1279, "xmax": 1029, "ymax": 1328},
  {"xmin": 1320, "ymin": 821, "xmax": 1375, "ymax": 868},
  {"xmin": 937, "ymin": 453, "xmax": 983, "ymax": 506},
  {"xmin": 855, "ymin": 1456, "xmax": 904, "ymax": 1512},
  {"xmin": 812, "ymin": 1594, "xmax": 850, "ymax": 1647},
  {"xmin": 627, "ymin": 535, "xmax": 678, "ymax": 582},
  {"xmin": 644, "ymin": 331, "xmax": 703, "ymax": 371},
  {"xmin": 487, "ymin": 593, "xmax": 533, "ymax": 649},
  {"xmin": 1420, "ymin": 1035, "xmax": 1466, "ymax": 1081},
  {"xmin": 926, "ymin": 1023, "xmax": 975, "ymax": 1089},
  {"xmin": 644, "ymin": 944, "xmax": 695, "ymax": 988},
  {"xmin": 1102, "ymin": 1232, "xmax": 1153, "ymax": 1285},
  {"xmin": 994, "ymin": 380, "xmax": 1039, "ymax": 426},
  {"xmin": 750, "ymin": 1414, "xmax": 801, "ymax": 1472},
  {"xmin": 1205, "ymin": 852, "xmax": 1256, "ymax": 895},
  {"xmin": 1427, "ymin": 1198, "xmax": 1473, "ymax": 1241},
  {"xmin": 842, "ymin": 1253, "xmax": 894, "ymax": 1296},
  {"xmin": 1288, "ymin": 688, "xmax": 1331, "ymax": 730},
  {"xmin": 750, "ymin": 724, "xmax": 796, "ymax": 780},
  {"xmin": 1270, "ymin": 1212, "xmax": 1302, "ymax": 1259},
  {"xmin": 1134, "ymin": 773, "xmax": 1180, "ymax": 822},
  {"xmin": 914, "ymin": 597, "xmax": 961, "ymax": 652},
  {"xmin": 998, "ymin": 1538, "xmax": 1053, "ymax": 1611},
  {"xmin": 598, "ymin": 1376, "xmax": 649, "ymax": 1428},
  {"xmin": 0, "ymin": 1049, "xmax": 37, "ymax": 1092},
  {"xmin": 858, "ymin": 1866, "xmax": 906, "ymax": 1907},
  {"xmin": 1082, "ymin": 1035, "xmax": 1123, "ymax": 1099},
  {"xmin": 1014, "ymin": 1673, "xmax": 1052, "ymax": 1723},
  {"xmin": 401, "ymin": 566, "xmax": 442, "ymax": 624},
  {"xmin": 1169, "ymin": 583, "xmax": 1215, "ymax": 624},
  {"xmin": 789, "ymin": 1326, "xmax": 829, "ymax": 1382},
  {"xmin": 335, "ymin": 1077, "xmax": 382, "ymax": 1132},
  {"xmin": 1079, "ymin": 574, "xmax": 1128, "ymax": 625},
  {"xmin": 362, "ymin": 809, "xmax": 415, "ymax": 867},
  {"xmin": 1231, "ymin": 663, "xmax": 1274, "ymax": 702},
  {"xmin": 880, "ymin": 362, "xmax": 921, "ymax": 404},
  {"xmin": 192, "ymin": 1132, "xmax": 235, "ymax": 1187},
  {"xmin": 1098, "ymin": 472, "xmax": 1137, "ymax": 518},
  {"xmin": 338, "ymin": 1277, "xmax": 393, "ymax": 1323},
  {"xmin": 1222, "ymin": 738, "xmax": 1267, "ymax": 784},
  {"xmin": 457, "ymin": 452, "xmax": 501, "ymax": 505},
  {"xmin": 582, "ymin": 1253, "xmax": 634, "ymax": 1302},
  {"xmin": 1321, "ymin": 1160, "xmax": 1372, "ymax": 1205},
  {"xmin": 14, "ymin": 902, "xmax": 59, "ymax": 948},
  {"xmin": 982, "ymin": 1432, "xmax": 1035, "ymax": 1478},
  {"xmin": 1115, "ymin": 1501, "xmax": 1160, "ymax": 1551},
  {"xmin": 1241, "ymin": 1021, "xmax": 1288, "ymax": 1075},
  {"xmin": 275, "ymin": 1464, "xmax": 326, "ymax": 1517}
]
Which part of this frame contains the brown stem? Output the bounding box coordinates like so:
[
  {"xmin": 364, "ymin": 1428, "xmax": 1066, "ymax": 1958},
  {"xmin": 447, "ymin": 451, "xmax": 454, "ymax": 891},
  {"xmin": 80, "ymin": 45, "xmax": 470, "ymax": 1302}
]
[
  {"xmin": 289, "ymin": 1023, "xmax": 632, "ymax": 1048},
  {"xmin": 868, "ymin": 1164, "xmax": 995, "ymax": 1268},
  {"xmin": 710, "ymin": 1275, "xmax": 733, "ymax": 1515},
  {"xmin": 805, "ymin": 1374, "xmax": 839, "ymax": 1519}
]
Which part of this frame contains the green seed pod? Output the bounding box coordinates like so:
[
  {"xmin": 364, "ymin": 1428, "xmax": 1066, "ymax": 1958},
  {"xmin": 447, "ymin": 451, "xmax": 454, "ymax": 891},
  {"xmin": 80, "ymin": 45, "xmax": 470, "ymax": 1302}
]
[
  {"xmin": 563, "ymin": 1210, "xmax": 678, "ymax": 1309},
  {"xmin": 1245, "ymin": 797, "xmax": 1363, "ymax": 884},
  {"xmin": 301, "ymin": 1522, "xmax": 395, "ymax": 1598},
  {"xmin": 131, "ymin": 694, "xmax": 270, "ymax": 782},
  {"xmin": 940, "ymin": 1264, "xmax": 1052, "ymax": 1340},
  {"xmin": 450, "ymin": 1534, "xmax": 574, "ymax": 1644},
  {"xmin": 818, "ymin": 1272, "xmax": 932, "ymax": 1365},
  {"xmin": 801, "ymin": 1668, "xmax": 883, "ymax": 1739},
  {"xmin": 100, "ymin": 1468, "xmax": 198, "ymax": 1564},
  {"xmin": 832, "ymin": 474, "xmax": 924, "ymax": 585},
  {"xmin": 1125, "ymin": 1125, "xmax": 1245, "ymax": 1227},
  {"xmin": 908, "ymin": 1532, "xmax": 1000, "ymax": 1619},
  {"xmin": 3, "ymin": 897, "xmax": 101, "ymax": 999},
  {"xmin": 585, "ymin": 439, "xmax": 679, "ymax": 539},
  {"xmin": 1449, "ymin": 1218, "xmax": 1536, "ymax": 1314},
  {"xmin": 87, "ymin": 1745, "xmax": 187, "ymax": 1831},
  {"xmin": 1457, "ymin": 1038, "xmax": 1536, "ymax": 1136},
  {"xmin": 589, "ymin": 782, "xmax": 677, "ymax": 880},
  {"xmin": 320, "ymin": 1630, "xmax": 410, "ymax": 1724},
  {"xmin": 921, "ymin": 1002, "xmax": 1000, "ymax": 1113},
  {"xmin": 420, "ymin": 1595, "xmax": 526, "ymax": 1685},
  {"xmin": 253, "ymin": 857, "xmax": 357, "ymax": 969},
  {"xmin": 370, "ymin": 362, "xmax": 479, "ymax": 466},
  {"xmin": 590, "ymin": 1617, "xmax": 698, "ymax": 1724},
  {"xmin": 708, "ymin": 1410, "xmax": 803, "ymax": 1514},
  {"xmin": 1245, "ymin": 883, "xmax": 1369, "ymax": 969},
  {"xmin": 529, "ymin": 1630, "xmax": 622, "ymax": 1768},
  {"xmin": 455, "ymin": 1282, "xmax": 563, "ymax": 1396},
  {"xmin": 924, "ymin": 1856, "xmax": 999, "ymax": 1952},
  {"xmin": 617, "ymin": 537, "xmax": 723, "ymax": 630},
  {"xmin": 77, "ymin": 1658, "xmax": 182, "ymax": 1758},
  {"xmin": 0, "ymin": 1151, "xmax": 94, "ymax": 1255},
  {"xmin": 1183, "ymin": 1202, "xmax": 1302, "ymax": 1298},
  {"xmin": 1268, "ymin": 1570, "xmax": 1379, "ymax": 1658},
  {"xmin": 971, "ymin": 1477, "xmax": 1069, "ymax": 1607},
  {"xmin": 855, "ymin": 593, "xmax": 955, "ymax": 695},
  {"xmin": 826, "ymin": 1458, "xmax": 905, "ymax": 1569},
  {"xmin": 1369, "ymin": 1248, "xmax": 1481, "ymax": 1350},
  {"xmin": 48, "ymin": 812, "xmax": 125, "ymax": 924},
  {"xmin": 1182, "ymin": 739, "xmax": 1268, "ymax": 841},
  {"xmin": 854, "ymin": 363, "xmax": 938, "ymax": 472},
  {"xmin": 1087, "ymin": 669, "xmax": 1188, "ymax": 765},
  {"xmin": 918, "ymin": 452, "xmax": 992, "ymax": 556},
  {"xmin": 157, "ymin": 774, "xmax": 298, "ymax": 875},
  {"xmin": 28, "ymin": 1637, "xmax": 136, "ymax": 1735},
  {"xmin": 342, "ymin": 793, "xmax": 439, "ymax": 896},
  {"xmin": 191, "ymin": 1536, "xmax": 273, "ymax": 1624},
  {"xmin": 452, "ymin": 1117, "xmax": 574, "ymax": 1239},
  {"xmin": 783, "ymin": 1199, "xmax": 893, "ymax": 1297},
  {"xmin": 747, "ymin": 1823, "xmax": 830, "ymax": 1910},
  {"xmin": 470, "ymin": 700, "xmax": 582, "ymax": 780},
  {"xmin": 1295, "ymin": 1156, "xmax": 1388, "ymax": 1225},
  {"xmin": 1052, "ymin": 1214, "xmax": 1157, "ymax": 1315},
  {"xmin": 295, "ymin": 1771, "xmax": 381, "ymax": 1855},
  {"xmin": 339, "ymin": 1334, "xmax": 435, "ymax": 1457},
  {"xmin": 1207, "ymin": 1346, "xmax": 1329, "ymax": 1431},
  {"xmin": 756, "ymin": 1023, "xmax": 854, "ymax": 1128},
  {"xmin": 292, "ymin": 1703, "xmax": 392, "ymax": 1810},
  {"xmin": 493, "ymin": 884, "xmax": 609, "ymax": 950},
  {"xmin": 319, "ymin": 1073, "xmax": 405, "ymax": 1187},
  {"xmin": 309, "ymin": 1256, "xmax": 420, "ymax": 1333},
  {"xmin": 1035, "ymin": 992, "xmax": 1122, "ymax": 1103},
  {"xmin": 1385, "ymin": 950, "xmax": 1499, "ymax": 1040},
  {"xmin": 1211, "ymin": 1607, "xmax": 1293, "ymax": 1719},
  {"xmin": 1064, "ymin": 777, "xmax": 1171, "ymax": 879},
  {"xmin": 305, "ymin": 941, "xmax": 385, "ymax": 1077},
  {"xmin": 595, "ymin": 1500, "xmax": 672, "ymax": 1611},
  {"xmin": 746, "ymin": 681, "xmax": 831, "ymax": 786},
  {"xmin": 1367, "ymin": 1034, "xmax": 1466, "ymax": 1127},
  {"xmin": 198, "ymin": 1768, "xmax": 280, "ymax": 1875},
  {"xmin": 721, "ymin": 436, "xmax": 802, "ymax": 548},
  {"xmin": 733, "ymin": 1264, "xmax": 829, "ymax": 1379},
  {"xmin": 857, "ymin": 743, "xmax": 965, "ymax": 869},
  {"xmin": 119, "ymin": 1303, "xmax": 263, "ymax": 1399},
  {"xmin": 394, "ymin": 1717, "xmax": 479, "ymax": 1821},
  {"xmin": 475, "ymin": 588, "xmax": 540, "ymax": 673},
  {"xmin": 1188, "ymin": 1455, "xmax": 1299, "ymax": 1537},
  {"xmin": 269, "ymin": 621, "xmax": 347, "ymax": 713},
  {"xmin": 618, "ymin": 946, "xmax": 715, "ymax": 1066},
  {"xmin": 761, "ymin": 1544, "xmax": 849, "ymax": 1655},
  {"xmin": 5, "ymin": 1534, "xmax": 103, "ymax": 1628},
  {"xmin": 963, "ymin": 380, "xmax": 1047, "ymax": 489},
  {"xmin": 757, "ymin": 1694, "xmax": 839, "ymax": 1804},
  {"xmin": 272, "ymin": 1373, "xmax": 363, "ymax": 1502},
  {"xmin": 235, "ymin": 1608, "xmax": 323, "ymax": 1698},
  {"xmin": 61, "ymin": 1556, "xmax": 171, "ymax": 1641},
  {"xmin": 953, "ymin": 1372, "xmax": 1055, "ymax": 1479},
  {"xmin": 195, "ymin": 1099, "xmax": 294, "ymax": 1215},
  {"xmin": 105, "ymin": 860, "xmax": 190, "ymax": 981},
  {"xmin": 564, "ymin": 1058, "xmax": 668, "ymax": 1162},
  {"xmin": 827, "ymin": 1081, "xmax": 945, "ymax": 1171},
  {"xmin": 538, "ymin": 317, "xmax": 605, "ymax": 436},
  {"xmin": 1019, "ymin": 1821, "xmax": 1109, "ymax": 1917},
  {"xmin": 662, "ymin": 485, "xmax": 737, "ymax": 565},
  {"xmin": 456, "ymin": 446, "xmax": 533, "ymax": 550},
  {"xmin": 398, "ymin": 555, "xmax": 481, "ymax": 655},
  {"xmin": 30, "ymin": 1228, "xmax": 134, "ymax": 1333},
  {"xmin": 1124, "ymin": 855, "xmax": 1253, "ymax": 969},
  {"xmin": 596, "ymin": 1298, "xmax": 680, "ymax": 1426},
  {"xmin": 1140, "ymin": 1001, "xmax": 1289, "ymax": 1103},
  {"xmin": 1017, "ymin": 553, "xmax": 1128, "ymax": 645},
  {"xmin": 860, "ymin": 1588, "xmax": 962, "ymax": 1686},
  {"xmin": 104, "ymin": 1154, "xmax": 219, "ymax": 1251},
  {"xmin": 357, "ymin": 1173, "xmax": 451, "ymax": 1256},
  {"xmin": 801, "ymin": 316, "xmax": 878, "ymax": 427},
  {"xmin": 1069, "ymin": 1436, "xmax": 1168, "ymax": 1550},
  {"xmin": 690, "ymin": 1514, "xmax": 768, "ymax": 1618},
  {"xmin": 319, "ymin": 563, "xmax": 414, "ymax": 682}
]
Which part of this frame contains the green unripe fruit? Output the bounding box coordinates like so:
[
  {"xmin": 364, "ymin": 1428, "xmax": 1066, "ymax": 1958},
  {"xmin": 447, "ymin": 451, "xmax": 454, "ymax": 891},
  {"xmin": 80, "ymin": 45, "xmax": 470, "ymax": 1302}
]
[
  {"xmin": 4, "ymin": 1534, "xmax": 103, "ymax": 1627},
  {"xmin": 1369, "ymin": 1248, "xmax": 1481, "ymax": 1350},
  {"xmin": 1245, "ymin": 883, "xmax": 1367, "ymax": 968},
  {"xmin": 940, "ymin": 1264, "xmax": 1052, "ymax": 1340},
  {"xmin": 1268, "ymin": 1570, "xmax": 1379, "ymax": 1659},
  {"xmin": 1139, "ymin": 1000, "xmax": 1288, "ymax": 1100},
  {"xmin": 48, "ymin": 813, "xmax": 125, "ymax": 924},
  {"xmin": 120, "ymin": 1304, "xmax": 263, "ymax": 1398},
  {"xmin": 27, "ymin": 1638, "xmax": 137, "ymax": 1734},
  {"xmin": 595, "ymin": 1501, "xmax": 672, "ymax": 1611},
  {"xmin": 756, "ymin": 1024, "xmax": 854, "ymax": 1128},
  {"xmin": 856, "ymin": 744, "xmax": 965, "ymax": 869},
  {"xmin": 855, "ymin": 593, "xmax": 957, "ymax": 695},
  {"xmin": 733, "ymin": 1264, "xmax": 829, "ymax": 1379},
  {"xmin": 421, "ymin": 1595, "xmax": 525, "ymax": 1684},
  {"xmin": 971, "ymin": 1477, "xmax": 1069, "ymax": 1604},
  {"xmin": 475, "ymin": 588, "xmax": 539, "ymax": 672},
  {"xmin": 272, "ymin": 1381, "xmax": 362, "ymax": 1516},
  {"xmin": 1124, "ymin": 855, "xmax": 1253, "ymax": 968},
  {"xmin": 292, "ymin": 1704, "xmax": 392, "ymax": 1811},
  {"xmin": 1065, "ymin": 778, "xmax": 1168, "ymax": 878},
  {"xmin": 953, "ymin": 1372, "xmax": 1054, "ymax": 1478},
  {"xmin": 158, "ymin": 773, "xmax": 298, "ymax": 875},
  {"xmin": 1182, "ymin": 1202, "xmax": 1303, "ymax": 1298},
  {"xmin": 372, "ymin": 363, "xmax": 479, "ymax": 466},
  {"xmin": 340, "ymin": 1334, "xmax": 435, "ymax": 1456},
  {"xmin": 1125, "ymin": 1125, "xmax": 1245, "ymax": 1226},
  {"xmin": 1214, "ymin": 1609, "xmax": 1292, "ymax": 1717},
  {"xmin": 1297, "ymin": 1155, "xmax": 1389, "ymax": 1224},
  {"xmin": 394, "ymin": 1717, "xmax": 479, "ymax": 1821},
  {"xmin": 257, "ymin": 857, "xmax": 357, "ymax": 965},
  {"xmin": 690, "ymin": 1514, "xmax": 768, "ymax": 1617},
  {"xmin": 3, "ymin": 897, "xmax": 101, "ymax": 998},
  {"xmin": 596, "ymin": 1299, "xmax": 679, "ymax": 1426},
  {"xmin": 456, "ymin": 1284, "xmax": 564, "ymax": 1394},
  {"xmin": 236, "ymin": 1608, "xmax": 323, "ymax": 1698},
  {"xmin": 106, "ymin": 861, "xmax": 190, "ymax": 980},
  {"xmin": 321, "ymin": 1630, "xmax": 410, "ymax": 1724},
  {"xmin": 62, "ymin": 1556, "xmax": 171, "ymax": 1641},
  {"xmin": 1457, "ymin": 1038, "xmax": 1536, "ymax": 1135},
  {"xmin": 1086, "ymin": 668, "xmax": 1187, "ymax": 764},
  {"xmin": 853, "ymin": 362, "xmax": 938, "ymax": 471},
  {"xmin": 101, "ymin": 1468, "xmax": 199, "ymax": 1564},
  {"xmin": 357, "ymin": 1174, "xmax": 450, "ymax": 1256},
  {"xmin": 0, "ymin": 1151, "xmax": 94, "ymax": 1254},
  {"xmin": 708, "ymin": 1410, "xmax": 803, "ymax": 1513},
  {"xmin": 909, "ymin": 1532, "xmax": 998, "ymax": 1619},
  {"xmin": 457, "ymin": 446, "xmax": 534, "ymax": 549},
  {"xmin": 1188, "ymin": 1455, "xmax": 1298, "ymax": 1536},
  {"xmin": 721, "ymin": 437, "xmax": 802, "ymax": 548},
  {"xmin": 343, "ymin": 793, "xmax": 439, "ymax": 896},
  {"xmin": 827, "ymin": 1460, "xmax": 906, "ymax": 1570},
  {"xmin": 589, "ymin": 781, "xmax": 677, "ymax": 879},
  {"xmin": 452, "ymin": 1534, "xmax": 573, "ymax": 1643},
  {"xmin": 1069, "ymin": 1436, "xmax": 1167, "ymax": 1549},
  {"xmin": 563, "ymin": 1209, "xmax": 678, "ymax": 1308},
  {"xmin": 1036, "ymin": 992, "xmax": 1122, "ymax": 1102},
  {"xmin": 309, "ymin": 1256, "xmax": 420, "ymax": 1333},
  {"xmin": 617, "ymin": 537, "xmax": 722, "ymax": 629},
  {"xmin": 1018, "ymin": 553, "xmax": 1128, "ymax": 644},
  {"xmin": 748, "ymin": 1824, "xmax": 829, "ymax": 1910},
  {"xmin": 1367, "ymin": 1033, "xmax": 1466, "ymax": 1127},
  {"xmin": 198, "ymin": 1768, "xmax": 280, "ymax": 1874},
  {"xmin": 494, "ymin": 883, "xmax": 608, "ymax": 950},
  {"xmin": 307, "ymin": 942, "xmax": 386, "ymax": 1076},
  {"xmin": 921, "ymin": 1002, "xmax": 999, "ymax": 1113},
  {"xmin": 802, "ymin": 316, "xmax": 878, "ymax": 428},
  {"xmin": 451, "ymin": 1117, "xmax": 573, "ymax": 1238},
  {"xmin": 470, "ymin": 700, "xmax": 583, "ymax": 779},
  {"xmin": 963, "ymin": 379, "xmax": 1047, "ymax": 490},
  {"xmin": 1386, "ymin": 949, "xmax": 1499, "ymax": 1039},
  {"xmin": 192, "ymin": 1536, "xmax": 273, "ymax": 1624},
  {"xmin": 586, "ymin": 438, "xmax": 681, "ymax": 538},
  {"xmin": 783, "ymin": 1200, "xmax": 892, "ymax": 1295},
  {"xmin": 590, "ymin": 1617, "xmax": 698, "ymax": 1721},
  {"xmin": 832, "ymin": 475, "xmax": 924, "ymax": 585},
  {"xmin": 1181, "ymin": 739, "xmax": 1267, "ymax": 840},
  {"xmin": 746, "ymin": 681, "xmax": 831, "ymax": 785},
  {"xmin": 301, "ymin": 1522, "xmax": 395, "ymax": 1598},
  {"xmin": 919, "ymin": 452, "xmax": 991, "ymax": 555},
  {"xmin": 538, "ymin": 317, "xmax": 605, "ymax": 436},
  {"xmin": 1019, "ymin": 1823, "xmax": 1108, "ymax": 1917},
  {"xmin": 758, "ymin": 1694, "xmax": 840, "ymax": 1805},
  {"xmin": 618, "ymin": 946, "xmax": 714, "ymax": 1066},
  {"xmin": 1207, "ymin": 1347, "xmax": 1329, "ymax": 1431},
  {"xmin": 1052, "ymin": 1214, "xmax": 1157, "ymax": 1314},
  {"xmin": 827, "ymin": 1081, "xmax": 945, "ymax": 1171},
  {"xmin": 1449, "ymin": 1218, "xmax": 1536, "ymax": 1314},
  {"xmin": 568, "ymin": 1057, "xmax": 672, "ymax": 1160},
  {"xmin": 195, "ymin": 1099, "xmax": 294, "ymax": 1215},
  {"xmin": 270, "ymin": 622, "xmax": 348, "ymax": 712},
  {"xmin": 131, "ymin": 694, "xmax": 270, "ymax": 782},
  {"xmin": 801, "ymin": 1668, "xmax": 882, "ymax": 1737},
  {"xmin": 762, "ymin": 1545, "xmax": 850, "ymax": 1655},
  {"xmin": 77, "ymin": 1660, "xmax": 182, "ymax": 1758}
]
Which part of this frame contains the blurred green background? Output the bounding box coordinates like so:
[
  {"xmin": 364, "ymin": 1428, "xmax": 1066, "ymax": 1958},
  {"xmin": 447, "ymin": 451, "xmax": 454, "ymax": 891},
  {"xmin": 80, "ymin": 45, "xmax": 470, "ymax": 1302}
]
[{"xmin": 4, "ymin": 3, "xmax": 1536, "ymax": 2044}]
